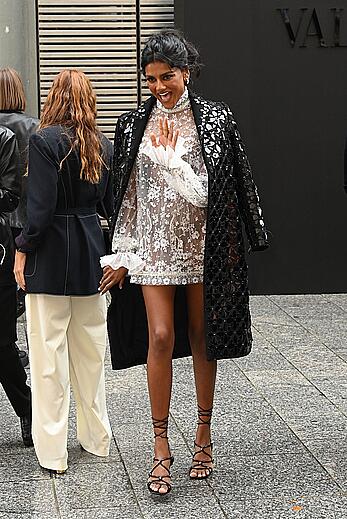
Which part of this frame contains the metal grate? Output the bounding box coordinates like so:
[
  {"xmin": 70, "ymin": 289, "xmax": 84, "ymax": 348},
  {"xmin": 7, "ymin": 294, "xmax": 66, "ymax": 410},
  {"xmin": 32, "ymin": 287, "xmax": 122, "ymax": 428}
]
[{"xmin": 37, "ymin": 0, "xmax": 174, "ymax": 138}]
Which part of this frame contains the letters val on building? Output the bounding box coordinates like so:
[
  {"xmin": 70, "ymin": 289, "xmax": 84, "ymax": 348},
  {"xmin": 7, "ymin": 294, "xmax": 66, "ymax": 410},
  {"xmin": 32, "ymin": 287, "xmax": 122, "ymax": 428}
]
[{"xmin": 277, "ymin": 7, "xmax": 347, "ymax": 47}]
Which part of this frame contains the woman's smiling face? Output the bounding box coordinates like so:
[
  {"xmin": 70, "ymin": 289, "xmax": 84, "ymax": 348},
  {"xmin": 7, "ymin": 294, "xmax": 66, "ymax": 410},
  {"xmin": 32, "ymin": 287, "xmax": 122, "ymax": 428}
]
[{"xmin": 145, "ymin": 61, "xmax": 187, "ymax": 109}]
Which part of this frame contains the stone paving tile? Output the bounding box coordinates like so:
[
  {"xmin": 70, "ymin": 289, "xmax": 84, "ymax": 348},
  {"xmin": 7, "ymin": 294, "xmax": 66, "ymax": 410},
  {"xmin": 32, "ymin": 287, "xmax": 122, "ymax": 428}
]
[
  {"xmin": 0, "ymin": 480, "xmax": 58, "ymax": 516},
  {"xmin": 0, "ymin": 450, "xmax": 47, "ymax": 483},
  {"xmin": 0, "ymin": 514, "xmax": 58, "ymax": 519},
  {"xmin": 268, "ymin": 294, "xmax": 342, "ymax": 316},
  {"xmin": 234, "ymin": 344, "xmax": 292, "ymax": 372},
  {"xmin": 250, "ymin": 295, "xmax": 300, "ymax": 326},
  {"xmin": 135, "ymin": 485, "xmax": 226, "ymax": 519},
  {"xmin": 252, "ymin": 321, "xmax": 317, "ymax": 350},
  {"xmin": 1, "ymin": 293, "xmax": 346, "ymax": 518},
  {"xmin": 219, "ymin": 495, "xmax": 347, "ymax": 519},
  {"xmin": 322, "ymin": 293, "xmax": 347, "ymax": 312},
  {"xmin": 212, "ymin": 417, "xmax": 306, "ymax": 457},
  {"xmin": 309, "ymin": 376, "xmax": 347, "ymax": 415},
  {"xmin": 242, "ymin": 369, "xmax": 343, "ymax": 417},
  {"xmin": 60, "ymin": 508, "xmax": 144, "ymax": 519},
  {"xmin": 0, "ymin": 411, "xmax": 30, "ymax": 456},
  {"xmin": 211, "ymin": 452, "xmax": 341, "ymax": 500},
  {"xmin": 67, "ymin": 440, "xmax": 121, "ymax": 465},
  {"xmin": 54, "ymin": 462, "xmax": 136, "ymax": 512},
  {"xmin": 312, "ymin": 451, "xmax": 347, "ymax": 492}
]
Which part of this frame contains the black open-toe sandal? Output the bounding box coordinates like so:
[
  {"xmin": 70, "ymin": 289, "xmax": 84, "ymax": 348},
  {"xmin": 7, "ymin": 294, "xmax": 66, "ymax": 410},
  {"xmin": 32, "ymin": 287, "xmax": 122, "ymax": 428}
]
[
  {"xmin": 189, "ymin": 405, "xmax": 214, "ymax": 480},
  {"xmin": 147, "ymin": 416, "xmax": 174, "ymax": 496},
  {"xmin": 147, "ymin": 456, "xmax": 174, "ymax": 495}
]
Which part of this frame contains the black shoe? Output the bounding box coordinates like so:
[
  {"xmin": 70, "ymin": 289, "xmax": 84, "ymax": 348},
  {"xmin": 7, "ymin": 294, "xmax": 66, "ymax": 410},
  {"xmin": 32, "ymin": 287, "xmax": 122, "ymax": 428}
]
[
  {"xmin": 14, "ymin": 343, "xmax": 29, "ymax": 368},
  {"xmin": 20, "ymin": 414, "xmax": 33, "ymax": 447},
  {"xmin": 16, "ymin": 289, "xmax": 26, "ymax": 318},
  {"xmin": 147, "ymin": 416, "xmax": 174, "ymax": 496}
]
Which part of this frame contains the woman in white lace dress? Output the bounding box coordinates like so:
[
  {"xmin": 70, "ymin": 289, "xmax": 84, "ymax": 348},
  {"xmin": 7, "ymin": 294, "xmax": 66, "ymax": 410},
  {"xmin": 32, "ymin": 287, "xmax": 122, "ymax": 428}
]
[{"xmin": 100, "ymin": 31, "xmax": 268, "ymax": 495}]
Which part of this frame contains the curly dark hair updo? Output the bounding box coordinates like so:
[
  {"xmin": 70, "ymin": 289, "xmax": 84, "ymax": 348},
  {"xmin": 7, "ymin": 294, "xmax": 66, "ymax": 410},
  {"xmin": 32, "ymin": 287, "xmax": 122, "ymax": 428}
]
[{"xmin": 141, "ymin": 30, "xmax": 202, "ymax": 78}]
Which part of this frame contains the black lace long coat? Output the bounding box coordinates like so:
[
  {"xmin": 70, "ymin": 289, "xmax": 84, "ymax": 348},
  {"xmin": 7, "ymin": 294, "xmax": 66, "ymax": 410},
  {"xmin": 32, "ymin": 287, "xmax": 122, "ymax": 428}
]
[{"xmin": 108, "ymin": 90, "xmax": 268, "ymax": 369}]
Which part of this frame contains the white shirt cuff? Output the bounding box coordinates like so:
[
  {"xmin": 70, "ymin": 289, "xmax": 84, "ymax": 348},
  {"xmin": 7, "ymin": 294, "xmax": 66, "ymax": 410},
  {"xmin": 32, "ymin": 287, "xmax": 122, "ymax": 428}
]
[{"xmin": 100, "ymin": 252, "xmax": 145, "ymax": 275}]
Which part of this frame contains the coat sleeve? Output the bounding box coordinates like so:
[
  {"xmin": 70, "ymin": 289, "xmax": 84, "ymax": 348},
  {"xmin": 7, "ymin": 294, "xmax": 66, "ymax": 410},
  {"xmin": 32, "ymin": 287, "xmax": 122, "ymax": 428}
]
[
  {"xmin": 0, "ymin": 131, "xmax": 20, "ymax": 213},
  {"xmin": 224, "ymin": 104, "xmax": 269, "ymax": 251},
  {"xmin": 96, "ymin": 137, "xmax": 114, "ymax": 219},
  {"xmin": 344, "ymin": 137, "xmax": 347, "ymax": 194},
  {"xmin": 15, "ymin": 132, "xmax": 59, "ymax": 252}
]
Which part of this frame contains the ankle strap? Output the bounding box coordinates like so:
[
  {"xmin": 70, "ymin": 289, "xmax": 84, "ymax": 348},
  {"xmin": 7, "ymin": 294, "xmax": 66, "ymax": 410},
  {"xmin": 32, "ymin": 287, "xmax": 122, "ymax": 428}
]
[
  {"xmin": 197, "ymin": 404, "xmax": 213, "ymax": 426},
  {"xmin": 152, "ymin": 416, "xmax": 169, "ymax": 439}
]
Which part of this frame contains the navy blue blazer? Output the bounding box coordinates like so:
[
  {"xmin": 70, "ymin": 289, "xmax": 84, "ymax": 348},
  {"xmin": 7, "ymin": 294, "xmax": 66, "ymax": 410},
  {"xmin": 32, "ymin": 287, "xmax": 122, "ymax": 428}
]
[{"xmin": 16, "ymin": 125, "xmax": 113, "ymax": 295}]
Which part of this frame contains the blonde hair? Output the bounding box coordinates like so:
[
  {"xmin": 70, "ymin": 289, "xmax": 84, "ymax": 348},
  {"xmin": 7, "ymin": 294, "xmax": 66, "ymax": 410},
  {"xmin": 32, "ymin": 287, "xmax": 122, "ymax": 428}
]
[
  {"xmin": 40, "ymin": 69, "xmax": 104, "ymax": 184},
  {"xmin": 0, "ymin": 68, "xmax": 26, "ymax": 111}
]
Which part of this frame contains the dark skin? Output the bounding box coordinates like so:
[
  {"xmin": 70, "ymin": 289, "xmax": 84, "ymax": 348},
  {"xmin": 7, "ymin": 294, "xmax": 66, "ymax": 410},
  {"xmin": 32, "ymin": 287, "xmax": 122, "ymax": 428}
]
[{"xmin": 100, "ymin": 61, "xmax": 216, "ymax": 493}]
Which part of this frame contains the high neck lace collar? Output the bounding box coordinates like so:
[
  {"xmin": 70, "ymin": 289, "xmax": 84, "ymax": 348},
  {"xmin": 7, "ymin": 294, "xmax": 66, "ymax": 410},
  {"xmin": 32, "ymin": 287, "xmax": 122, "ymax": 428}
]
[{"xmin": 156, "ymin": 88, "xmax": 190, "ymax": 114}]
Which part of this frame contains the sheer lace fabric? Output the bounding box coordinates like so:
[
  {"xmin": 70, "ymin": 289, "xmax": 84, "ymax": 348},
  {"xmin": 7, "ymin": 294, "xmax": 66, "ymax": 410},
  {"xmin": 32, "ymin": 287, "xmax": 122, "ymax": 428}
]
[{"xmin": 112, "ymin": 100, "xmax": 208, "ymax": 285}]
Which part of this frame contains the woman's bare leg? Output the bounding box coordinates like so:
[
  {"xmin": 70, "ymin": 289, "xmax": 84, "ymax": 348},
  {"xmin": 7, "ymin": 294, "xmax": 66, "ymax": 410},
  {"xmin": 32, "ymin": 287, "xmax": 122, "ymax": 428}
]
[
  {"xmin": 142, "ymin": 285, "xmax": 176, "ymax": 494},
  {"xmin": 186, "ymin": 283, "xmax": 217, "ymax": 478}
]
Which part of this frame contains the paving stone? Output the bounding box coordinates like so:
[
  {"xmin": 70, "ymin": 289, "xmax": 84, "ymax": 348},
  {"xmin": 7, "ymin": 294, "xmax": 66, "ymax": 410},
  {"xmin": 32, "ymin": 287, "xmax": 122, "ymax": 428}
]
[
  {"xmin": 67, "ymin": 439, "xmax": 121, "ymax": 466},
  {"xmin": 54, "ymin": 462, "xmax": 134, "ymax": 512},
  {"xmin": 287, "ymin": 412, "xmax": 347, "ymax": 442},
  {"xmin": 322, "ymin": 293, "xmax": 347, "ymax": 312},
  {"xmin": 234, "ymin": 341, "xmax": 292, "ymax": 372},
  {"xmin": 60, "ymin": 507, "xmax": 143, "ymax": 519},
  {"xmin": 2, "ymin": 293, "xmax": 346, "ymax": 518},
  {"xmin": 219, "ymin": 494, "xmax": 347, "ymax": 519},
  {"xmin": 0, "ymin": 451, "xmax": 47, "ymax": 483},
  {"xmin": 0, "ymin": 407, "xmax": 30, "ymax": 455},
  {"xmin": 309, "ymin": 376, "xmax": 347, "ymax": 415},
  {"xmin": 280, "ymin": 344, "xmax": 347, "ymax": 379},
  {"xmin": 212, "ymin": 417, "xmax": 306, "ymax": 456},
  {"xmin": 253, "ymin": 321, "xmax": 317, "ymax": 349},
  {"xmin": 0, "ymin": 480, "xmax": 58, "ymax": 515},
  {"xmin": 136, "ymin": 485, "xmax": 225, "ymax": 519},
  {"xmin": 250, "ymin": 295, "xmax": 299, "ymax": 325},
  {"xmin": 211, "ymin": 452, "xmax": 341, "ymax": 500},
  {"xmin": 243, "ymin": 369, "xmax": 341, "ymax": 418}
]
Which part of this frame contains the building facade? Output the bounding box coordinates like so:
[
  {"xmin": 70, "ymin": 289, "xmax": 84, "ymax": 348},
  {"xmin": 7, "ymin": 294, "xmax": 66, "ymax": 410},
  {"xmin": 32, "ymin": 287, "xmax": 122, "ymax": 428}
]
[{"xmin": 1, "ymin": 0, "xmax": 174, "ymax": 137}]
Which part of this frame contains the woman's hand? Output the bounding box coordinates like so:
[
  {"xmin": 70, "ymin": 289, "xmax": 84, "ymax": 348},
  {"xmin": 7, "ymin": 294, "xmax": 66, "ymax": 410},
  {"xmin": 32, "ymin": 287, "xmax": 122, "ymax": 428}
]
[
  {"xmin": 99, "ymin": 266, "xmax": 128, "ymax": 295},
  {"xmin": 150, "ymin": 117, "xmax": 179, "ymax": 151},
  {"xmin": 14, "ymin": 251, "xmax": 27, "ymax": 291}
]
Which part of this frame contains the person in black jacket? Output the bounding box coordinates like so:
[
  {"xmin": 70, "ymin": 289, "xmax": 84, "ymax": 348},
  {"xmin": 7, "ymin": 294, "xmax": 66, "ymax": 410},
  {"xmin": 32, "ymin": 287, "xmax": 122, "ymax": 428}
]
[
  {"xmin": 0, "ymin": 125, "xmax": 32, "ymax": 447},
  {"xmin": 0, "ymin": 68, "xmax": 38, "ymax": 365},
  {"xmin": 14, "ymin": 69, "xmax": 113, "ymax": 474},
  {"xmin": 0, "ymin": 68, "xmax": 39, "ymax": 232}
]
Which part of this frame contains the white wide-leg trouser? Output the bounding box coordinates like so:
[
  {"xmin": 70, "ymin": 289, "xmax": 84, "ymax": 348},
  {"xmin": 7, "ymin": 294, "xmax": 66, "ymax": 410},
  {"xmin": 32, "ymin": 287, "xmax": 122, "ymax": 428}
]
[{"xmin": 26, "ymin": 293, "xmax": 112, "ymax": 471}]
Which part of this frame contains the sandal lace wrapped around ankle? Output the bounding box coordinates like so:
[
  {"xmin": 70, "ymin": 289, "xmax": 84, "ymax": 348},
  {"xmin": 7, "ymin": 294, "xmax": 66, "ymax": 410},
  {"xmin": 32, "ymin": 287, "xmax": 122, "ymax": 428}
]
[
  {"xmin": 189, "ymin": 405, "xmax": 214, "ymax": 480},
  {"xmin": 147, "ymin": 416, "xmax": 174, "ymax": 495}
]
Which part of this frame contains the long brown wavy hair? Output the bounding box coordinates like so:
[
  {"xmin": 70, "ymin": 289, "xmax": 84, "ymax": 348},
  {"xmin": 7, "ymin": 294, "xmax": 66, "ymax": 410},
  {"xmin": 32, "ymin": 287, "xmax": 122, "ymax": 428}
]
[{"xmin": 39, "ymin": 69, "xmax": 103, "ymax": 184}]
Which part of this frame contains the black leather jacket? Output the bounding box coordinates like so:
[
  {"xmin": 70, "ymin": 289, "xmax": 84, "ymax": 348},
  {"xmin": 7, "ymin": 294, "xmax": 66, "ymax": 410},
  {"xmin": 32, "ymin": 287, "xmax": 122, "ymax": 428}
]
[
  {"xmin": 0, "ymin": 111, "xmax": 39, "ymax": 228},
  {"xmin": 0, "ymin": 126, "xmax": 20, "ymax": 285}
]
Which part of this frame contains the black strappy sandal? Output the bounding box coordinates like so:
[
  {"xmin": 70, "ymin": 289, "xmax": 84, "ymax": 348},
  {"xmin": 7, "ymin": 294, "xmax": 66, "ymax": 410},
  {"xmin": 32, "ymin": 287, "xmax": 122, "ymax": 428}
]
[
  {"xmin": 147, "ymin": 416, "xmax": 174, "ymax": 496},
  {"xmin": 189, "ymin": 405, "xmax": 214, "ymax": 480}
]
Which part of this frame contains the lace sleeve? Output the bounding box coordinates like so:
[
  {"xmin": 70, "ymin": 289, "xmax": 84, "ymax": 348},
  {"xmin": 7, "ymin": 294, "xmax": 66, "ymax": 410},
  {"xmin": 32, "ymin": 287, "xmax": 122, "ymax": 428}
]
[
  {"xmin": 100, "ymin": 166, "xmax": 145, "ymax": 273},
  {"xmin": 142, "ymin": 137, "xmax": 208, "ymax": 207},
  {"xmin": 112, "ymin": 166, "xmax": 138, "ymax": 252}
]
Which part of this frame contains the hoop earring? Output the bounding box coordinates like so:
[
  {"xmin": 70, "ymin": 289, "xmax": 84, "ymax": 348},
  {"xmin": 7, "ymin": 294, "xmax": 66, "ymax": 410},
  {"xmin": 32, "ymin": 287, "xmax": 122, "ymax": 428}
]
[{"xmin": 185, "ymin": 75, "xmax": 190, "ymax": 85}]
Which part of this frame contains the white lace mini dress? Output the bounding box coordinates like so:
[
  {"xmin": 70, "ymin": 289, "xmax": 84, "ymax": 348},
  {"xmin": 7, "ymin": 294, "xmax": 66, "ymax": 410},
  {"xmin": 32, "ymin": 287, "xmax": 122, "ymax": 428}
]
[{"xmin": 101, "ymin": 89, "xmax": 208, "ymax": 285}]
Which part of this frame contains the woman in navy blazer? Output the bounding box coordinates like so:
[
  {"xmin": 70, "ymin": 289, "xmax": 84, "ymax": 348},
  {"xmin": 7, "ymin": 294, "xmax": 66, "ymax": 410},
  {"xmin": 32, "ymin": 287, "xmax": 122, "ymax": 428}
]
[{"xmin": 14, "ymin": 69, "xmax": 113, "ymax": 474}]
